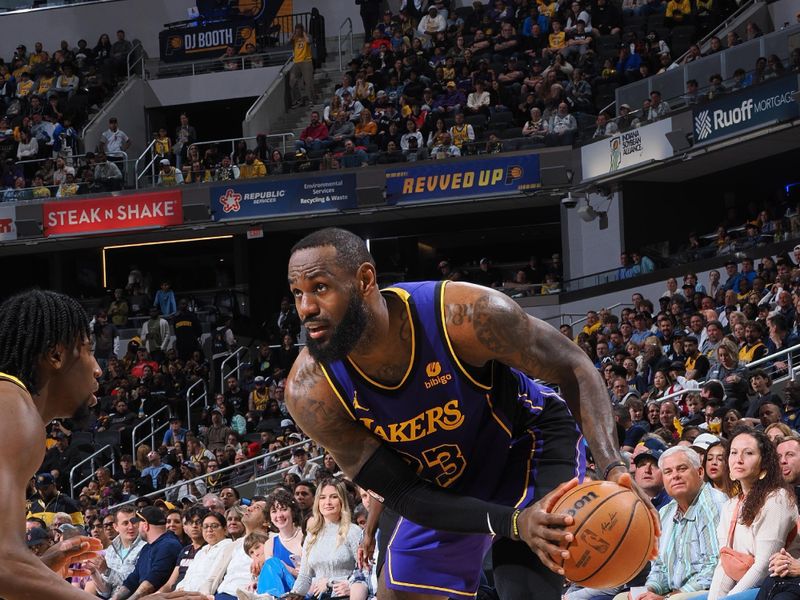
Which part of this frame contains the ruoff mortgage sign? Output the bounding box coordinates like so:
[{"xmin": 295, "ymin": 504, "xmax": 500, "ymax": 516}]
[{"xmin": 693, "ymin": 75, "xmax": 799, "ymax": 144}]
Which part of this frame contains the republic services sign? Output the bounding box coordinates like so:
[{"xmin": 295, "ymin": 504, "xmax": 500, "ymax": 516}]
[{"xmin": 43, "ymin": 191, "xmax": 183, "ymax": 237}]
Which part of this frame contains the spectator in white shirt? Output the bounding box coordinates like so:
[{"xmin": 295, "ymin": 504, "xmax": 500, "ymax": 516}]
[
  {"xmin": 547, "ymin": 102, "xmax": 578, "ymax": 145},
  {"xmin": 466, "ymin": 80, "xmax": 490, "ymax": 115},
  {"xmin": 418, "ymin": 6, "xmax": 447, "ymax": 37},
  {"xmin": 99, "ymin": 116, "xmax": 131, "ymax": 158}
]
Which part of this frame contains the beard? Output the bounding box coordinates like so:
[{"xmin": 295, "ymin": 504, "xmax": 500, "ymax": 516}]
[{"xmin": 305, "ymin": 291, "xmax": 368, "ymax": 364}]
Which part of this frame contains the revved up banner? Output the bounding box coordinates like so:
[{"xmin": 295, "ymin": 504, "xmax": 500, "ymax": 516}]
[
  {"xmin": 384, "ymin": 154, "xmax": 541, "ymax": 205},
  {"xmin": 210, "ymin": 174, "xmax": 357, "ymax": 221}
]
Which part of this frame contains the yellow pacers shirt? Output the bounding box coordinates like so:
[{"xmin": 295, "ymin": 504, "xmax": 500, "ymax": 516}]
[{"xmin": 293, "ymin": 35, "xmax": 312, "ymax": 63}]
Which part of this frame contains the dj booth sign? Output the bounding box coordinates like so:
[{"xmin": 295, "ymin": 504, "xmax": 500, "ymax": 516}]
[{"xmin": 159, "ymin": 21, "xmax": 258, "ymax": 62}]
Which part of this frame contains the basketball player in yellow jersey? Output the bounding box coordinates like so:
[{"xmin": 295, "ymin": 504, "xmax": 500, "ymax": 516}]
[
  {"xmin": 290, "ymin": 22, "xmax": 314, "ymax": 108},
  {"xmin": 0, "ymin": 289, "xmax": 204, "ymax": 600}
]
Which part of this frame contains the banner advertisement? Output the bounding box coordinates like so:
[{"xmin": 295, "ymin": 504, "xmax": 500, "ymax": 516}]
[
  {"xmin": 693, "ymin": 76, "xmax": 800, "ymax": 144},
  {"xmin": 385, "ymin": 154, "xmax": 541, "ymax": 204},
  {"xmin": 43, "ymin": 191, "xmax": 183, "ymax": 237},
  {"xmin": 580, "ymin": 118, "xmax": 675, "ymax": 180},
  {"xmin": 210, "ymin": 174, "xmax": 358, "ymax": 221},
  {"xmin": 160, "ymin": 21, "xmax": 258, "ymax": 62},
  {"xmin": 0, "ymin": 205, "xmax": 17, "ymax": 241}
]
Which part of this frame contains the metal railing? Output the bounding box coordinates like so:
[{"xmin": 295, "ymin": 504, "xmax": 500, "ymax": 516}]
[
  {"xmin": 562, "ymin": 303, "xmax": 629, "ymax": 327},
  {"xmin": 126, "ymin": 41, "xmax": 145, "ymax": 79},
  {"xmin": 134, "ymin": 132, "xmax": 295, "ymax": 189},
  {"xmin": 614, "ymin": 23, "xmax": 800, "ymax": 114},
  {"xmin": 131, "ymin": 405, "xmax": 171, "ymax": 453},
  {"xmin": 80, "ymin": 76, "xmax": 137, "ymax": 140},
  {"xmin": 154, "ymin": 51, "xmax": 290, "ymax": 79},
  {"xmin": 105, "ymin": 437, "xmax": 311, "ymax": 511},
  {"xmin": 639, "ymin": 343, "xmax": 800, "ymax": 409},
  {"xmin": 339, "ymin": 17, "xmax": 353, "ymax": 72},
  {"xmin": 746, "ymin": 341, "xmax": 800, "ymax": 382},
  {"xmin": 251, "ymin": 455, "xmax": 324, "ymax": 496},
  {"xmin": 244, "ymin": 55, "xmax": 293, "ymax": 126},
  {"xmin": 673, "ymin": 0, "xmax": 758, "ymax": 65},
  {"xmin": 185, "ymin": 378, "xmax": 209, "ymax": 433},
  {"xmin": 220, "ymin": 346, "xmax": 248, "ymax": 393},
  {"xmin": 70, "ymin": 444, "xmax": 115, "ymax": 499}
]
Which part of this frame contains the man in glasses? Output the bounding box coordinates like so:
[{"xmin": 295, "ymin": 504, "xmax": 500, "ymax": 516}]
[
  {"xmin": 86, "ymin": 506, "xmax": 145, "ymax": 598},
  {"xmin": 107, "ymin": 507, "xmax": 183, "ymax": 600}
]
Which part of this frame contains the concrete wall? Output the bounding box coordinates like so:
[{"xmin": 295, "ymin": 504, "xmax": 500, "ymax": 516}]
[
  {"xmin": 147, "ymin": 65, "xmax": 281, "ymax": 107},
  {"xmin": 0, "ymin": 0, "xmax": 196, "ymax": 59},
  {"xmin": 83, "ymin": 78, "xmax": 160, "ymax": 178},
  {"xmin": 562, "ymin": 191, "xmax": 624, "ymax": 281},
  {"xmin": 768, "ymin": 0, "xmax": 800, "ymax": 31}
]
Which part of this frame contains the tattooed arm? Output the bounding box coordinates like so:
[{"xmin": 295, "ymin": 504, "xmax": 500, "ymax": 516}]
[
  {"xmin": 444, "ymin": 282, "xmax": 618, "ymax": 474},
  {"xmin": 284, "ymin": 348, "xmax": 579, "ymax": 573},
  {"xmin": 443, "ymin": 282, "xmax": 660, "ymax": 546}
]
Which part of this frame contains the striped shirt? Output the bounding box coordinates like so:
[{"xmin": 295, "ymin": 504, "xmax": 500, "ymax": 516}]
[{"xmin": 646, "ymin": 483, "xmax": 727, "ymax": 594}]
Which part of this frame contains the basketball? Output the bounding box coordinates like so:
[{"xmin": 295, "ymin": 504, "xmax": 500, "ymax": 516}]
[{"xmin": 548, "ymin": 480, "xmax": 654, "ymax": 588}]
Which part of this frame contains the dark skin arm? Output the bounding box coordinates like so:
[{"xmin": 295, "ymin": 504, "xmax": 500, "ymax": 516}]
[
  {"xmin": 357, "ymin": 497, "xmax": 384, "ymax": 569},
  {"xmin": 286, "ymin": 352, "xmax": 580, "ymax": 573},
  {"xmin": 0, "ymin": 383, "xmax": 207, "ymax": 600},
  {"xmin": 442, "ymin": 283, "xmax": 660, "ymax": 548}
]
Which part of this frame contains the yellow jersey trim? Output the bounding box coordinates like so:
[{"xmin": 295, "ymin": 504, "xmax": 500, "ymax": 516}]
[
  {"xmin": 0, "ymin": 371, "xmax": 27, "ymax": 391},
  {"xmin": 438, "ymin": 280, "xmax": 492, "ymax": 391},
  {"xmin": 387, "ymin": 516, "xmax": 479, "ymax": 598},
  {"xmin": 319, "ymin": 364, "xmax": 357, "ymax": 421},
  {"xmin": 346, "ymin": 287, "xmax": 415, "ymax": 391},
  {"xmin": 515, "ymin": 428, "xmax": 537, "ymax": 508},
  {"xmin": 485, "ymin": 393, "xmax": 512, "ymax": 438}
]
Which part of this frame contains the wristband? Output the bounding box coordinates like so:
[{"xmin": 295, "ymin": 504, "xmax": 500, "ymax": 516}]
[
  {"xmin": 603, "ymin": 460, "xmax": 628, "ymax": 480},
  {"xmin": 511, "ymin": 509, "xmax": 522, "ymax": 540}
]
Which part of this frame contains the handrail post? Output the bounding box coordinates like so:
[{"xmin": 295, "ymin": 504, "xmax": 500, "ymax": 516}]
[{"xmin": 790, "ymin": 352, "xmax": 795, "ymax": 381}]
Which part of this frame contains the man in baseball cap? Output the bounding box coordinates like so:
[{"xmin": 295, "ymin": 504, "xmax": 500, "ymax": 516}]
[{"xmin": 633, "ymin": 438, "xmax": 671, "ymax": 509}]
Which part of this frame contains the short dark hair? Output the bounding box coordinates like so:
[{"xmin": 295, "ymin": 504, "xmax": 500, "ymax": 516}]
[
  {"xmin": 0, "ymin": 290, "xmax": 90, "ymax": 393},
  {"xmin": 221, "ymin": 486, "xmax": 240, "ymax": 499},
  {"xmin": 290, "ymin": 228, "xmax": 376, "ymax": 275},
  {"xmin": 267, "ymin": 489, "xmax": 302, "ymax": 526},
  {"xmin": 183, "ymin": 505, "xmax": 210, "ymax": 523},
  {"xmin": 749, "ymin": 368, "xmax": 770, "ymax": 383}
]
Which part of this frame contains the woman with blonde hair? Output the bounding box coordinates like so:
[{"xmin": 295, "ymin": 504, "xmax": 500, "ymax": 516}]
[
  {"xmin": 764, "ymin": 422, "xmax": 793, "ymax": 444},
  {"xmin": 354, "ymin": 108, "xmax": 377, "ymax": 146},
  {"xmin": 323, "ymin": 95, "xmax": 342, "ymax": 126},
  {"xmin": 135, "ymin": 444, "xmax": 151, "ymax": 471},
  {"xmin": 708, "ymin": 338, "xmax": 747, "ymax": 384},
  {"xmin": 289, "ymin": 478, "xmax": 367, "ymax": 600}
]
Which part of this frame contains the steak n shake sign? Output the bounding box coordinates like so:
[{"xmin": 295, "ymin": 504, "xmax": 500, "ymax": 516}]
[
  {"xmin": 42, "ymin": 191, "xmax": 183, "ymax": 237},
  {"xmin": 693, "ymin": 75, "xmax": 799, "ymax": 144}
]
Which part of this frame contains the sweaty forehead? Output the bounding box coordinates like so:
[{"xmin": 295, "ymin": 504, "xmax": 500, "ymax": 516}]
[{"xmin": 288, "ymin": 246, "xmax": 342, "ymax": 283}]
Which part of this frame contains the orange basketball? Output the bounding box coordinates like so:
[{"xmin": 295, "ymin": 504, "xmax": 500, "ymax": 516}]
[{"xmin": 548, "ymin": 480, "xmax": 654, "ymax": 588}]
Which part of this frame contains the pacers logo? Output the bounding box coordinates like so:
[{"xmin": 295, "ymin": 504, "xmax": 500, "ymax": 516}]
[{"xmin": 424, "ymin": 361, "xmax": 452, "ymax": 389}]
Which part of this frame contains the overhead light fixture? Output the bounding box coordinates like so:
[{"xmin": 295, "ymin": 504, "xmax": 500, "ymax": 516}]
[{"xmin": 101, "ymin": 234, "xmax": 233, "ymax": 288}]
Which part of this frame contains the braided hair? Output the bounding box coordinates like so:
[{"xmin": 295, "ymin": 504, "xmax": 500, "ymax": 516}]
[{"xmin": 0, "ymin": 289, "xmax": 90, "ymax": 394}]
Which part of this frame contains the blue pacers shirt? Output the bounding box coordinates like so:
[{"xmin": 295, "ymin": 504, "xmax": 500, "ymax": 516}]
[{"xmin": 321, "ymin": 280, "xmax": 584, "ymax": 508}]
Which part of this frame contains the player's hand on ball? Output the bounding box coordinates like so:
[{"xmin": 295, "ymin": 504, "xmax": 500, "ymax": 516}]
[
  {"xmin": 518, "ymin": 478, "xmax": 579, "ymax": 575},
  {"xmin": 39, "ymin": 535, "xmax": 103, "ymax": 578},
  {"xmin": 606, "ymin": 469, "xmax": 660, "ymax": 558}
]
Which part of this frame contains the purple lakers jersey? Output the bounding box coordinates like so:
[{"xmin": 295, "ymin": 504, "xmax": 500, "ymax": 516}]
[{"xmin": 320, "ymin": 280, "xmax": 585, "ymax": 508}]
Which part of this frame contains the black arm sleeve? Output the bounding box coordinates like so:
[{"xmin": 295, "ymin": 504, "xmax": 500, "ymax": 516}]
[{"xmin": 354, "ymin": 444, "xmax": 517, "ymax": 538}]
